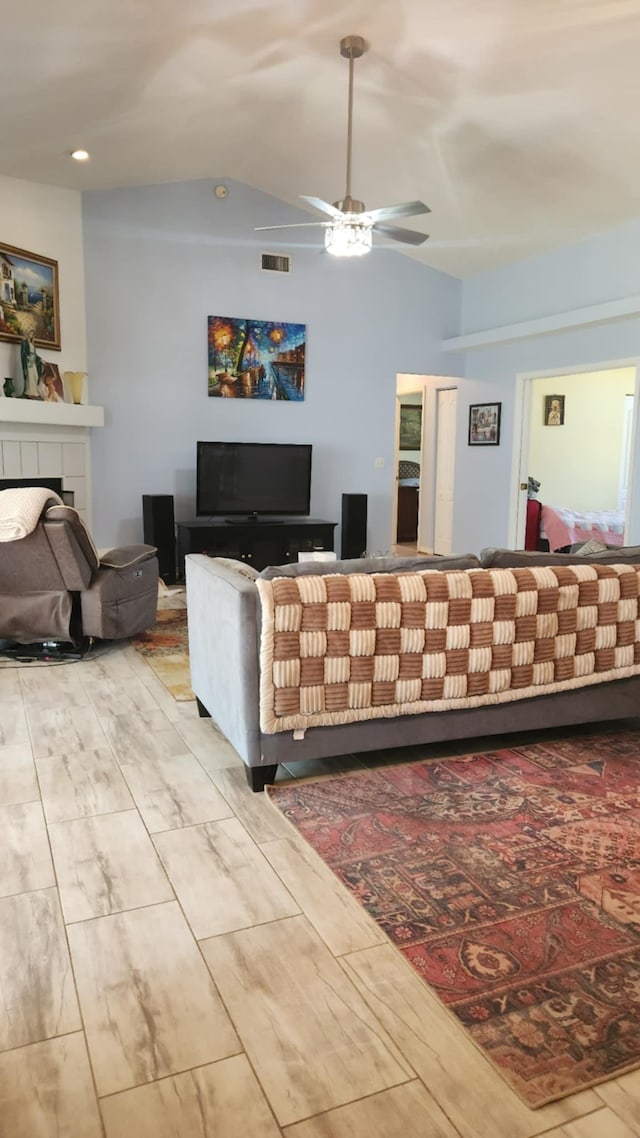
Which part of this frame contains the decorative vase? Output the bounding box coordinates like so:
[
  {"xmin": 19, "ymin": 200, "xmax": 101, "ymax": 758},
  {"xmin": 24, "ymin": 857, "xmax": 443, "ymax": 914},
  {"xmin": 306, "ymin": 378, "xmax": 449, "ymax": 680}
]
[
  {"xmin": 3, "ymin": 377, "xmax": 14, "ymax": 398},
  {"xmin": 63, "ymin": 371, "xmax": 87, "ymax": 405}
]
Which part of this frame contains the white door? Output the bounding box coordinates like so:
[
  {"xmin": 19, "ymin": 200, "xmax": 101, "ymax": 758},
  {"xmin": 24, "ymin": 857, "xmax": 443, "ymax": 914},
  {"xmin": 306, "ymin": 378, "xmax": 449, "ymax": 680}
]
[{"xmin": 433, "ymin": 387, "xmax": 457, "ymax": 554}]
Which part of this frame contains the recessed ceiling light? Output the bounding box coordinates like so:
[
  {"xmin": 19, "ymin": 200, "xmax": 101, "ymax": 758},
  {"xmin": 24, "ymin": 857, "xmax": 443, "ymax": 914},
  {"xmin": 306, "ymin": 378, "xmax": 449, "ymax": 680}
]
[{"xmin": 70, "ymin": 149, "xmax": 90, "ymax": 162}]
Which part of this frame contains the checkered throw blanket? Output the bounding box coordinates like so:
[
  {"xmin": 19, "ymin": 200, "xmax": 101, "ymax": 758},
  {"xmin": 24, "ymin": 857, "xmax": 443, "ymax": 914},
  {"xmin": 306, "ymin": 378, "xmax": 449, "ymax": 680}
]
[{"xmin": 256, "ymin": 564, "xmax": 640, "ymax": 735}]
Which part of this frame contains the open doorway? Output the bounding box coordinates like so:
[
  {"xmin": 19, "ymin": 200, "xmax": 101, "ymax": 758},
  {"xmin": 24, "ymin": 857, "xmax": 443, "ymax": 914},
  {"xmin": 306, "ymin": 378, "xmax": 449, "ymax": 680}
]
[
  {"xmin": 395, "ymin": 390, "xmax": 422, "ymax": 551},
  {"xmin": 513, "ymin": 364, "xmax": 639, "ymax": 551},
  {"xmin": 394, "ymin": 374, "xmax": 460, "ymax": 555}
]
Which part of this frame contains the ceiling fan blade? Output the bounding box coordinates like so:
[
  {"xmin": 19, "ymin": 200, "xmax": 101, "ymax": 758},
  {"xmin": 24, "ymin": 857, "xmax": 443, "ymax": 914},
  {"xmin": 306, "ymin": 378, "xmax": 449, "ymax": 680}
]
[
  {"xmin": 374, "ymin": 222, "xmax": 429, "ymax": 246},
  {"xmin": 299, "ymin": 196, "xmax": 344, "ymax": 219},
  {"xmin": 366, "ymin": 201, "xmax": 431, "ymax": 223},
  {"xmin": 254, "ymin": 222, "xmax": 329, "ymax": 231}
]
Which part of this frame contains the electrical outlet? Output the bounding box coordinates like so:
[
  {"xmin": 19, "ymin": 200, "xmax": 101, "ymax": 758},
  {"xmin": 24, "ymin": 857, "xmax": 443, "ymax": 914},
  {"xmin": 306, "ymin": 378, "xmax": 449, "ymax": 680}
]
[{"xmin": 374, "ymin": 457, "xmax": 385, "ymax": 469}]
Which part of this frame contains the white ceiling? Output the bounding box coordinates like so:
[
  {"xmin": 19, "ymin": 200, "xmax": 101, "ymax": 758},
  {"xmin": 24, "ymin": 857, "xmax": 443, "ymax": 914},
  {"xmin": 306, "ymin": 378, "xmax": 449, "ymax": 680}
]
[{"xmin": 4, "ymin": 0, "xmax": 640, "ymax": 277}]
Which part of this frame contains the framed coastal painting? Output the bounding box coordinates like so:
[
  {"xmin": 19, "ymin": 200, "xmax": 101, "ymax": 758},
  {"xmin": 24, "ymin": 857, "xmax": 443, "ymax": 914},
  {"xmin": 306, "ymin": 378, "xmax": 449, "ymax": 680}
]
[
  {"xmin": 468, "ymin": 402, "xmax": 501, "ymax": 446},
  {"xmin": 399, "ymin": 404, "xmax": 422, "ymax": 450},
  {"xmin": 0, "ymin": 243, "xmax": 60, "ymax": 349},
  {"xmin": 207, "ymin": 315, "xmax": 306, "ymax": 400}
]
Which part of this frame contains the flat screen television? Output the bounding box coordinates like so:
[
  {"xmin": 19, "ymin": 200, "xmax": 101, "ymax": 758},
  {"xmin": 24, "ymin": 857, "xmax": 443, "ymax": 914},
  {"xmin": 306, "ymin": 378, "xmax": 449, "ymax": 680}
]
[{"xmin": 196, "ymin": 441, "xmax": 312, "ymax": 519}]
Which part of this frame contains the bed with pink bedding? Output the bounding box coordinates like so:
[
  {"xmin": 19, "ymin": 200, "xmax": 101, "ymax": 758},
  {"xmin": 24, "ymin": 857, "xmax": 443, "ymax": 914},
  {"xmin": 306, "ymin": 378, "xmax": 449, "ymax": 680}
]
[{"xmin": 540, "ymin": 505, "xmax": 625, "ymax": 551}]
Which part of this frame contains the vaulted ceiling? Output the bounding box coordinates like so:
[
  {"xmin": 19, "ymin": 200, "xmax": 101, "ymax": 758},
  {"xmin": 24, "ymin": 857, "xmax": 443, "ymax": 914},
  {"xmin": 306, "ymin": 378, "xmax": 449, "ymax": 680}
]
[{"xmin": 3, "ymin": 0, "xmax": 640, "ymax": 276}]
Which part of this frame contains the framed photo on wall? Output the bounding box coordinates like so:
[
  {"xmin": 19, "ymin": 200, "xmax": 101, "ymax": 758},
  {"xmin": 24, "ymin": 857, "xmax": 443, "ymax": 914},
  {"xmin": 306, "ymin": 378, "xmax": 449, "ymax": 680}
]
[
  {"xmin": 468, "ymin": 402, "xmax": 501, "ymax": 446},
  {"xmin": 399, "ymin": 403, "xmax": 422, "ymax": 450},
  {"xmin": 544, "ymin": 394, "xmax": 565, "ymax": 425},
  {"xmin": 0, "ymin": 242, "xmax": 60, "ymax": 349}
]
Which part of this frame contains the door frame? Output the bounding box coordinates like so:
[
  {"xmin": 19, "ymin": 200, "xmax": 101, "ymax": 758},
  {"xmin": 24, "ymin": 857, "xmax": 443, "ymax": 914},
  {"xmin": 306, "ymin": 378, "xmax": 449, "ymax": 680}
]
[
  {"xmin": 394, "ymin": 374, "xmax": 460, "ymax": 553},
  {"xmin": 510, "ymin": 356, "xmax": 640, "ymax": 549}
]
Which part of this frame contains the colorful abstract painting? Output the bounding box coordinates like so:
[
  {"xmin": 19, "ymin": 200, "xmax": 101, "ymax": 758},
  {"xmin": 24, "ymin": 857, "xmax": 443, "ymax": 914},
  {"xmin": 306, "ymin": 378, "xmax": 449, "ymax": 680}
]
[{"xmin": 208, "ymin": 315, "xmax": 306, "ymax": 400}]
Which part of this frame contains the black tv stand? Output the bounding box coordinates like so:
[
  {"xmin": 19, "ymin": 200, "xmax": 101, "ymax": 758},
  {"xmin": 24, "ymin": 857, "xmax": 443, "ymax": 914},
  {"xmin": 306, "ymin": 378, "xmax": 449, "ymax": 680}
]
[
  {"xmin": 224, "ymin": 514, "xmax": 284, "ymax": 525},
  {"xmin": 177, "ymin": 516, "xmax": 337, "ymax": 576}
]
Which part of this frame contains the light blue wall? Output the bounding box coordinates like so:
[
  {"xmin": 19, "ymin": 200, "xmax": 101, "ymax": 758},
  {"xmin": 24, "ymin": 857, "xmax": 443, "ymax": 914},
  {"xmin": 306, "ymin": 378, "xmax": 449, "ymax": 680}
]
[
  {"xmin": 453, "ymin": 220, "xmax": 640, "ymax": 555},
  {"xmin": 460, "ymin": 220, "xmax": 640, "ymax": 334},
  {"xmin": 83, "ymin": 179, "xmax": 461, "ymax": 551}
]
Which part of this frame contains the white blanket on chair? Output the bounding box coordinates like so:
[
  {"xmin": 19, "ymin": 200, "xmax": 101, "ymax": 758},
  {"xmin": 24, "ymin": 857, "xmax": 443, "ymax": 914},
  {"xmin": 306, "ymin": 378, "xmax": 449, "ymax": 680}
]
[{"xmin": 0, "ymin": 487, "xmax": 63, "ymax": 542}]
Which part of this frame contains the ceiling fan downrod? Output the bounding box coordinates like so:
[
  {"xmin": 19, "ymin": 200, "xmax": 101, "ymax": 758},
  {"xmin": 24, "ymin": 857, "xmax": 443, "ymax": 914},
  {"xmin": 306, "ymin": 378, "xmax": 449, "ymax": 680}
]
[{"xmin": 338, "ymin": 35, "xmax": 366, "ymax": 216}]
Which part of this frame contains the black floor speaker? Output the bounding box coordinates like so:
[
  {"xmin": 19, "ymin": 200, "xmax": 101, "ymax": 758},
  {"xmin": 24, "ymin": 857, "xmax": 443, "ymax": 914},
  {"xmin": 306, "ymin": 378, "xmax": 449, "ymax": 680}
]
[
  {"xmin": 341, "ymin": 493, "xmax": 368, "ymax": 560},
  {"xmin": 142, "ymin": 495, "xmax": 176, "ymax": 584}
]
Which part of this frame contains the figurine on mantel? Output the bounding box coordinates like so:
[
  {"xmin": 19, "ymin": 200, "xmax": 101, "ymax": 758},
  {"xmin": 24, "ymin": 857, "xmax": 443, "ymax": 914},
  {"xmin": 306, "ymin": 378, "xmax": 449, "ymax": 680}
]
[{"xmin": 19, "ymin": 329, "xmax": 43, "ymax": 399}]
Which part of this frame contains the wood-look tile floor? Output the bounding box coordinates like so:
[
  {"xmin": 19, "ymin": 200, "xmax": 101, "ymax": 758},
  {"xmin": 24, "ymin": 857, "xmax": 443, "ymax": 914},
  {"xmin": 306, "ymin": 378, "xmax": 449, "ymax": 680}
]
[{"xmin": 0, "ymin": 641, "xmax": 638, "ymax": 1137}]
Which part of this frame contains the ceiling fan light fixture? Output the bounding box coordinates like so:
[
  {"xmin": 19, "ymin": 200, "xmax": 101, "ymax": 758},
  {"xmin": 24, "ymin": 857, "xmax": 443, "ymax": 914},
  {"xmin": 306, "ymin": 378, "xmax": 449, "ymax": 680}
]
[
  {"xmin": 325, "ymin": 219, "xmax": 372, "ymax": 257},
  {"xmin": 254, "ymin": 36, "xmax": 430, "ymax": 254}
]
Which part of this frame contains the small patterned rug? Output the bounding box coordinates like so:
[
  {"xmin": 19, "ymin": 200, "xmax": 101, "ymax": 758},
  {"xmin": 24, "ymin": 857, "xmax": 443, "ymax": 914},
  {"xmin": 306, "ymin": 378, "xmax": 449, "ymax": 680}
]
[
  {"xmin": 268, "ymin": 726, "xmax": 640, "ymax": 1108},
  {"xmin": 131, "ymin": 599, "xmax": 194, "ymax": 701}
]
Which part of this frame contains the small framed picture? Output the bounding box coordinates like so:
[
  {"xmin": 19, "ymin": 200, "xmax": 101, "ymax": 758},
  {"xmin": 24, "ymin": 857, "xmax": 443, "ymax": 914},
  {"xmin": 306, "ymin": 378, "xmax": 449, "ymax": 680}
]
[
  {"xmin": 399, "ymin": 403, "xmax": 423, "ymax": 450},
  {"xmin": 544, "ymin": 394, "xmax": 565, "ymax": 426},
  {"xmin": 468, "ymin": 402, "xmax": 501, "ymax": 446},
  {"xmin": 39, "ymin": 361, "xmax": 65, "ymax": 403}
]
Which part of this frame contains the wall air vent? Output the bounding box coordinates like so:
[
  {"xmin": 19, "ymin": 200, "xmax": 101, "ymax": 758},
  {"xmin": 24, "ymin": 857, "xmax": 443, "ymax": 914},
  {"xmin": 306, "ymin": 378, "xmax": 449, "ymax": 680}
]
[{"xmin": 260, "ymin": 252, "xmax": 291, "ymax": 273}]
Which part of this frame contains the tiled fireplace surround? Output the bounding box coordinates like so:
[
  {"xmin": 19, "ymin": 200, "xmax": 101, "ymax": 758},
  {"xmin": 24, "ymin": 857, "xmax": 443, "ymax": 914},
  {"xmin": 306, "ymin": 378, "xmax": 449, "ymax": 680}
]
[{"xmin": 0, "ymin": 403, "xmax": 104, "ymax": 529}]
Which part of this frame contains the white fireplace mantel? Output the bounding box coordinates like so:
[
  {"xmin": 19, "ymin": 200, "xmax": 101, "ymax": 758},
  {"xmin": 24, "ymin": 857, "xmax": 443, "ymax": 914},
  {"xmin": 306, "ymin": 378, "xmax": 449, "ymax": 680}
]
[{"xmin": 0, "ymin": 399, "xmax": 104, "ymax": 428}]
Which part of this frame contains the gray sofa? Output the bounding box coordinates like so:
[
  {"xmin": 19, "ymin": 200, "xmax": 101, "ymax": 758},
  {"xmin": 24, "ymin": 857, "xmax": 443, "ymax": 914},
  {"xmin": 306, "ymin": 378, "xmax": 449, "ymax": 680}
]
[{"xmin": 186, "ymin": 547, "xmax": 640, "ymax": 790}]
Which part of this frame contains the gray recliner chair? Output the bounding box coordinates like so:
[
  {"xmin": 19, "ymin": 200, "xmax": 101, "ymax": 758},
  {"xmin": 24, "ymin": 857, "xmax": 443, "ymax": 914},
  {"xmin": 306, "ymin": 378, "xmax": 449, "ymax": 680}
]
[{"xmin": 0, "ymin": 496, "xmax": 159, "ymax": 648}]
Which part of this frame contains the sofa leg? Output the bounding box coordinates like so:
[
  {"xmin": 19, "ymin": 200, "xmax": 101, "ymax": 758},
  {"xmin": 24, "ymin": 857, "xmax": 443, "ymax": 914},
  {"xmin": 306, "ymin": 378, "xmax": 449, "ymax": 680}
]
[
  {"xmin": 196, "ymin": 697, "xmax": 211, "ymax": 718},
  {"xmin": 246, "ymin": 764, "xmax": 279, "ymax": 792}
]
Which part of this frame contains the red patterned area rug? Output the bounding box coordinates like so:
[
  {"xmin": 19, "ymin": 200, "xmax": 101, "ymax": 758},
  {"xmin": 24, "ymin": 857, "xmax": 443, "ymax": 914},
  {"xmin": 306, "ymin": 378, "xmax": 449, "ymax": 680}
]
[{"xmin": 267, "ymin": 727, "xmax": 640, "ymax": 1108}]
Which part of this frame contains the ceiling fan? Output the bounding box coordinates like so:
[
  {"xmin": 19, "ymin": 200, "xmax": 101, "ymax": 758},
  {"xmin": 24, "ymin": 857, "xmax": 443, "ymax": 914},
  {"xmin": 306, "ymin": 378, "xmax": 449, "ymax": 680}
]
[{"xmin": 255, "ymin": 35, "xmax": 431, "ymax": 257}]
